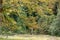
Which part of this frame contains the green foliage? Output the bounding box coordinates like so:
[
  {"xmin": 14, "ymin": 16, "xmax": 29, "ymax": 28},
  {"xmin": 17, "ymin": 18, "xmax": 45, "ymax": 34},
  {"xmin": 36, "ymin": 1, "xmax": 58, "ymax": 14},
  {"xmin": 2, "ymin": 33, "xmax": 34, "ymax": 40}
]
[
  {"xmin": 1, "ymin": 0, "xmax": 59, "ymax": 35},
  {"xmin": 48, "ymin": 8, "xmax": 60, "ymax": 36}
]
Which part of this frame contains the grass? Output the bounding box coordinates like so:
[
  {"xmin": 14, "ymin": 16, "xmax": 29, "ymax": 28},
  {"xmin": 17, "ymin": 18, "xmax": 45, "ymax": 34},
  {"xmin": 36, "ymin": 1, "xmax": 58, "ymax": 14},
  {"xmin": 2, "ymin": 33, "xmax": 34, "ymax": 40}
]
[
  {"xmin": 0, "ymin": 38, "xmax": 32, "ymax": 40},
  {"xmin": 0, "ymin": 38, "xmax": 21, "ymax": 40},
  {"xmin": 0, "ymin": 35, "xmax": 60, "ymax": 40}
]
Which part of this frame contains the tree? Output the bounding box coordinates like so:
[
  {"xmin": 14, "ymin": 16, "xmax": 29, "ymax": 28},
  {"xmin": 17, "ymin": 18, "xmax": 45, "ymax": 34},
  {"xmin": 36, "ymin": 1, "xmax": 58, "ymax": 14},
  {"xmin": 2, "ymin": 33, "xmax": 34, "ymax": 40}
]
[
  {"xmin": 48, "ymin": 0, "xmax": 60, "ymax": 36},
  {"xmin": 2, "ymin": 0, "xmax": 58, "ymax": 34}
]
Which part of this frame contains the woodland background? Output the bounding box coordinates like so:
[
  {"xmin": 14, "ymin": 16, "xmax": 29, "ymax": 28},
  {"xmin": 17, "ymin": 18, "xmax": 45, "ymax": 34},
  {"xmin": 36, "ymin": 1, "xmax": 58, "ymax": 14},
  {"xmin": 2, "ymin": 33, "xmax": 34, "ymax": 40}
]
[{"xmin": 0, "ymin": 0, "xmax": 60, "ymax": 36}]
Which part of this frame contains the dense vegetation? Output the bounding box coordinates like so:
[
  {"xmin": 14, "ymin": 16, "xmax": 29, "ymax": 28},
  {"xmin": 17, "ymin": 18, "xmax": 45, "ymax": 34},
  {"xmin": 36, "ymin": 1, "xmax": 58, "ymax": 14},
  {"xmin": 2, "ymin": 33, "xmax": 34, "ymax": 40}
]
[{"xmin": 0, "ymin": 0, "xmax": 60, "ymax": 36}]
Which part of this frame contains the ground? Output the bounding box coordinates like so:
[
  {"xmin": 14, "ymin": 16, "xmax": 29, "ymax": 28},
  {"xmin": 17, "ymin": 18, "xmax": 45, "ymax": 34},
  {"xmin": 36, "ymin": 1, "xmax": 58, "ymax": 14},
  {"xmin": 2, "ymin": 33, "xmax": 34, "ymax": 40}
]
[{"xmin": 0, "ymin": 34, "xmax": 60, "ymax": 40}]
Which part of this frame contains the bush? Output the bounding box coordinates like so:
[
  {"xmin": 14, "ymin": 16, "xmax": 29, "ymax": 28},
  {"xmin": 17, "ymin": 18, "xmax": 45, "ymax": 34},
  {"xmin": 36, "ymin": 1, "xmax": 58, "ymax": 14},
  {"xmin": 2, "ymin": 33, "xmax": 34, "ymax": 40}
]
[
  {"xmin": 48, "ymin": 9, "xmax": 60, "ymax": 36},
  {"xmin": 2, "ymin": 0, "xmax": 58, "ymax": 35}
]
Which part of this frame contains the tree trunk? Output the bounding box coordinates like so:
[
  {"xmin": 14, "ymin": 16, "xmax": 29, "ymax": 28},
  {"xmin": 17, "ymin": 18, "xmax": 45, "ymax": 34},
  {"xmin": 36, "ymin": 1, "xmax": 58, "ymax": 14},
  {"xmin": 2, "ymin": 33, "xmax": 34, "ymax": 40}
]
[{"xmin": 0, "ymin": 0, "xmax": 2, "ymax": 12}]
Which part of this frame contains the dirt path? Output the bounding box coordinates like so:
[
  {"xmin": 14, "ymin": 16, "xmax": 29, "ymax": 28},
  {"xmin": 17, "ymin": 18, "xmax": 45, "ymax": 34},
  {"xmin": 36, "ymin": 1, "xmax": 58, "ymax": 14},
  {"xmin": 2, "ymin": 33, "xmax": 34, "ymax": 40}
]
[{"xmin": 0, "ymin": 35, "xmax": 60, "ymax": 40}]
